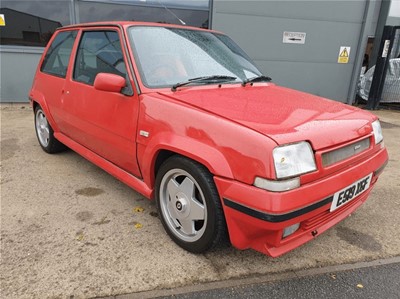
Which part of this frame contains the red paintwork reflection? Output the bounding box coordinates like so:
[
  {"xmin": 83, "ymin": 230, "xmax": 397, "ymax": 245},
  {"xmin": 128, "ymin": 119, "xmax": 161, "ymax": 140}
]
[{"xmin": 158, "ymin": 84, "xmax": 375, "ymax": 150}]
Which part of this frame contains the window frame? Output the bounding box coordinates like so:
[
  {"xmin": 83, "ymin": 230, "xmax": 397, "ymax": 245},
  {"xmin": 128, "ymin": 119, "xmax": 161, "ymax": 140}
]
[
  {"xmin": 40, "ymin": 30, "xmax": 78, "ymax": 78},
  {"xmin": 72, "ymin": 28, "xmax": 129, "ymax": 87}
]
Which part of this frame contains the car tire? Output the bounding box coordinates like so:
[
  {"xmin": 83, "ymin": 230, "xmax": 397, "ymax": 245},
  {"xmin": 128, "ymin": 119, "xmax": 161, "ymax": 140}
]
[
  {"xmin": 155, "ymin": 155, "xmax": 227, "ymax": 253},
  {"xmin": 34, "ymin": 105, "xmax": 66, "ymax": 154}
]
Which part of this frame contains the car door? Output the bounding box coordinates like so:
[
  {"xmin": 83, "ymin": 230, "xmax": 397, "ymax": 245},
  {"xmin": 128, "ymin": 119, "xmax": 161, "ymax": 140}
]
[
  {"xmin": 37, "ymin": 30, "xmax": 78, "ymax": 128},
  {"xmin": 60, "ymin": 28, "xmax": 141, "ymax": 177}
]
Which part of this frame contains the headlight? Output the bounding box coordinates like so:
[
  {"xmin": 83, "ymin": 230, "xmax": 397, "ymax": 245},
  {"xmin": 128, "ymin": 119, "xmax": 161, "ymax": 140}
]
[
  {"xmin": 372, "ymin": 120, "xmax": 383, "ymax": 144},
  {"xmin": 273, "ymin": 141, "xmax": 316, "ymax": 179}
]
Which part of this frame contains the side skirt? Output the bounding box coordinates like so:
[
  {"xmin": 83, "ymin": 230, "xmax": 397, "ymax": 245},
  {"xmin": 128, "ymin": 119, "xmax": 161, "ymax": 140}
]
[{"xmin": 55, "ymin": 132, "xmax": 153, "ymax": 199}]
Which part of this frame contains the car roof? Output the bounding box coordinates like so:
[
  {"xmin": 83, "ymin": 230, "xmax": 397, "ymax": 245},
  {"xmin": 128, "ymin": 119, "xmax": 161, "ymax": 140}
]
[{"xmin": 60, "ymin": 21, "xmax": 220, "ymax": 34}]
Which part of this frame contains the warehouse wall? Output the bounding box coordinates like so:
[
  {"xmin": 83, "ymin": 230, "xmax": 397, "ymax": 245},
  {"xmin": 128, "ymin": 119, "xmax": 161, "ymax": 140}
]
[
  {"xmin": 211, "ymin": 0, "xmax": 381, "ymax": 102},
  {"xmin": 0, "ymin": 0, "xmax": 389, "ymax": 103},
  {"xmin": 387, "ymin": 0, "xmax": 400, "ymax": 25},
  {"xmin": 0, "ymin": 47, "xmax": 43, "ymax": 102},
  {"xmin": 0, "ymin": 0, "xmax": 209, "ymax": 103}
]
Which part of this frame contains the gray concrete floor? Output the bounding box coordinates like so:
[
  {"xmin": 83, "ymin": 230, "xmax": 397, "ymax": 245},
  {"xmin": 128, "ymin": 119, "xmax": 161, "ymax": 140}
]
[{"xmin": 1, "ymin": 105, "xmax": 399, "ymax": 299}]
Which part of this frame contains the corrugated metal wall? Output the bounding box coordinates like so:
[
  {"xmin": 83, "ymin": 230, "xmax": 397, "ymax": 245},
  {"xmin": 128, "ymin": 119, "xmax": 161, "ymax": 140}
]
[
  {"xmin": 0, "ymin": 48, "xmax": 42, "ymax": 102},
  {"xmin": 211, "ymin": 0, "xmax": 381, "ymax": 102},
  {"xmin": 0, "ymin": 0, "xmax": 386, "ymax": 103}
]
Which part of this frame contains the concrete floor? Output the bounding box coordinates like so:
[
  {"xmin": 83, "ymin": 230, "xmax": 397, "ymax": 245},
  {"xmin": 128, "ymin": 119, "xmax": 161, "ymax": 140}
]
[{"xmin": 1, "ymin": 105, "xmax": 399, "ymax": 299}]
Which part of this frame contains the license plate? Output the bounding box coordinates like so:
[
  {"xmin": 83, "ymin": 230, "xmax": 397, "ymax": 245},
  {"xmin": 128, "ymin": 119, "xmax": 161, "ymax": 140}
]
[{"xmin": 330, "ymin": 173, "xmax": 372, "ymax": 212}]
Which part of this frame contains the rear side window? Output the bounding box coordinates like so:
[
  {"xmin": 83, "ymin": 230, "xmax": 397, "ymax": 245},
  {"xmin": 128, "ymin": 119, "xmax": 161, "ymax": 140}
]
[
  {"xmin": 73, "ymin": 31, "xmax": 127, "ymax": 85},
  {"xmin": 41, "ymin": 31, "xmax": 78, "ymax": 78}
]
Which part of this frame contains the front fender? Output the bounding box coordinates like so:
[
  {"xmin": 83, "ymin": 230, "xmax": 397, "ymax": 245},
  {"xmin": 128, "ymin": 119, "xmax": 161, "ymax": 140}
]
[
  {"xmin": 137, "ymin": 132, "xmax": 234, "ymax": 193},
  {"xmin": 136, "ymin": 93, "xmax": 278, "ymax": 195}
]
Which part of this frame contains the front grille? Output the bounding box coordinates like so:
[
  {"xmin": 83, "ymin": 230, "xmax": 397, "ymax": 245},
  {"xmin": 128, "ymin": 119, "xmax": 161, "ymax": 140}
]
[
  {"xmin": 322, "ymin": 138, "xmax": 370, "ymax": 167},
  {"xmin": 302, "ymin": 192, "xmax": 364, "ymax": 230}
]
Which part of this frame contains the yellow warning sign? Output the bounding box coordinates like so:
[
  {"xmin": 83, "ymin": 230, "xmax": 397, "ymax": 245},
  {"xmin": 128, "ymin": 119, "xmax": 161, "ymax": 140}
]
[
  {"xmin": 338, "ymin": 46, "xmax": 350, "ymax": 64},
  {"xmin": 0, "ymin": 14, "xmax": 5, "ymax": 26}
]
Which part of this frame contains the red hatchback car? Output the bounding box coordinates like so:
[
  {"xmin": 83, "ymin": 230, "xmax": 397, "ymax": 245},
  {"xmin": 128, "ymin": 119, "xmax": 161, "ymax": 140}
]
[{"xmin": 30, "ymin": 22, "xmax": 388, "ymax": 257}]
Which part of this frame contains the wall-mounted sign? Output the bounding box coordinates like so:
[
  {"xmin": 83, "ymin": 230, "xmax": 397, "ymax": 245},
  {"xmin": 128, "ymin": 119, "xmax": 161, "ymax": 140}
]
[
  {"xmin": 338, "ymin": 46, "xmax": 350, "ymax": 64},
  {"xmin": 0, "ymin": 14, "xmax": 5, "ymax": 26},
  {"xmin": 283, "ymin": 31, "xmax": 306, "ymax": 44},
  {"xmin": 382, "ymin": 40, "xmax": 390, "ymax": 58}
]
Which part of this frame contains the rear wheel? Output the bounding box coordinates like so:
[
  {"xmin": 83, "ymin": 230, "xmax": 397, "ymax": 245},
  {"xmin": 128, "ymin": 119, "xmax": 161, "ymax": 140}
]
[
  {"xmin": 34, "ymin": 105, "xmax": 66, "ymax": 153},
  {"xmin": 155, "ymin": 156, "xmax": 227, "ymax": 253}
]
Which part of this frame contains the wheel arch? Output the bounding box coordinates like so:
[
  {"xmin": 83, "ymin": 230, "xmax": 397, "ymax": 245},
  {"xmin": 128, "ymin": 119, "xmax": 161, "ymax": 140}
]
[
  {"xmin": 30, "ymin": 91, "xmax": 60, "ymax": 132},
  {"xmin": 138, "ymin": 137, "xmax": 235, "ymax": 199},
  {"xmin": 151, "ymin": 144, "xmax": 233, "ymax": 182},
  {"xmin": 153, "ymin": 149, "xmax": 222, "ymax": 184}
]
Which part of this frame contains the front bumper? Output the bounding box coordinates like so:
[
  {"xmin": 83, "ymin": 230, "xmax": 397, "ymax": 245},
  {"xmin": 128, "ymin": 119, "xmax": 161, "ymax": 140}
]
[{"xmin": 214, "ymin": 146, "xmax": 388, "ymax": 257}]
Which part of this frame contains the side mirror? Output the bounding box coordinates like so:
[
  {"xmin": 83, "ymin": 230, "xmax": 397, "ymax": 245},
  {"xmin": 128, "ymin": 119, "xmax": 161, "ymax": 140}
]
[{"xmin": 94, "ymin": 73, "xmax": 126, "ymax": 93}]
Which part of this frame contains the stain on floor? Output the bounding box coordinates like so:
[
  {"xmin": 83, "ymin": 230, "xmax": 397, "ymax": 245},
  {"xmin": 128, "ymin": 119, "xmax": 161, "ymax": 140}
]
[
  {"xmin": 92, "ymin": 216, "xmax": 111, "ymax": 226},
  {"xmin": 380, "ymin": 121, "xmax": 400, "ymax": 129},
  {"xmin": 0, "ymin": 138, "xmax": 20, "ymax": 160},
  {"xmin": 75, "ymin": 187, "xmax": 105, "ymax": 197},
  {"xmin": 75, "ymin": 211, "xmax": 94, "ymax": 222},
  {"xmin": 336, "ymin": 226, "xmax": 382, "ymax": 252}
]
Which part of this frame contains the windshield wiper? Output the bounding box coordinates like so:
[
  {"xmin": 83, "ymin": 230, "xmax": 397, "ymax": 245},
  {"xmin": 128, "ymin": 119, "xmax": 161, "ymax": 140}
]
[
  {"xmin": 171, "ymin": 75, "xmax": 237, "ymax": 91},
  {"xmin": 242, "ymin": 75, "xmax": 272, "ymax": 86}
]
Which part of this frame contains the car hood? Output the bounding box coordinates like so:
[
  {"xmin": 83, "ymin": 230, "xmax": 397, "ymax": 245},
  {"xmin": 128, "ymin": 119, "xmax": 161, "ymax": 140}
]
[{"xmin": 157, "ymin": 84, "xmax": 375, "ymax": 150}]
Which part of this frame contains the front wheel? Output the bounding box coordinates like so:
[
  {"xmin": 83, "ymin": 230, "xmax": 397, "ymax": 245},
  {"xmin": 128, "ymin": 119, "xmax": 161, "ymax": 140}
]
[
  {"xmin": 155, "ymin": 156, "xmax": 227, "ymax": 253},
  {"xmin": 34, "ymin": 105, "xmax": 66, "ymax": 153}
]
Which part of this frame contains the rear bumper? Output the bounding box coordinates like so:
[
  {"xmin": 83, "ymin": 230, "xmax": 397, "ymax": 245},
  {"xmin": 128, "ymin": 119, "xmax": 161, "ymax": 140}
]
[{"xmin": 215, "ymin": 146, "xmax": 388, "ymax": 257}]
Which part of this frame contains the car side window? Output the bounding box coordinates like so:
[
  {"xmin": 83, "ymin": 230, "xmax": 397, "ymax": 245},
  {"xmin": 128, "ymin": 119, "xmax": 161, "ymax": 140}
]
[
  {"xmin": 41, "ymin": 31, "xmax": 78, "ymax": 78},
  {"xmin": 73, "ymin": 31, "xmax": 127, "ymax": 86}
]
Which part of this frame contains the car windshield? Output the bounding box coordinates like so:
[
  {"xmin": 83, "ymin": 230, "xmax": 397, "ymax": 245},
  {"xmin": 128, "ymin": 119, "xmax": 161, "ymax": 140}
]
[{"xmin": 128, "ymin": 26, "xmax": 262, "ymax": 88}]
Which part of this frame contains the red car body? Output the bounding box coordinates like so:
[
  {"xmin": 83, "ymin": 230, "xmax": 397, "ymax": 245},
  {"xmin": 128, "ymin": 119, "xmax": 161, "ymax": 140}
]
[{"xmin": 30, "ymin": 22, "xmax": 388, "ymax": 257}]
